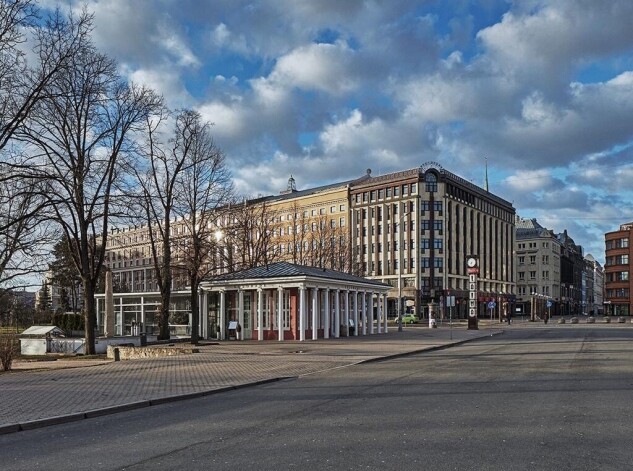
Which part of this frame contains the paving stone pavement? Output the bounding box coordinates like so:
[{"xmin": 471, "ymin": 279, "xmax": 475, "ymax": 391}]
[{"xmin": 1, "ymin": 325, "xmax": 499, "ymax": 434}]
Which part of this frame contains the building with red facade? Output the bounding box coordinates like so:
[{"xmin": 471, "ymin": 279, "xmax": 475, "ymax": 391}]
[{"xmin": 605, "ymin": 223, "xmax": 633, "ymax": 316}]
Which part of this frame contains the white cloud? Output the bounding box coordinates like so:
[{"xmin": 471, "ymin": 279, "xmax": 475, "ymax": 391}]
[{"xmin": 269, "ymin": 42, "xmax": 358, "ymax": 95}]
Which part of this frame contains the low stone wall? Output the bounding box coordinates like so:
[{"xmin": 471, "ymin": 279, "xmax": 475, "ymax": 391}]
[{"xmin": 107, "ymin": 345, "xmax": 199, "ymax": 360}]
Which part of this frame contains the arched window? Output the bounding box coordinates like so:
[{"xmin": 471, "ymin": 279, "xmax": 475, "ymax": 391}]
[{"xmin": 425, "ymin": 172, "xmax": 437, "ymax": 193}]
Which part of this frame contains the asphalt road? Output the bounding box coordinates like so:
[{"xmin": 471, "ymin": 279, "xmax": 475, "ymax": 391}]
[{"xmin": 2, "ymin": 326, "xmax": 633, "ymax": 471}]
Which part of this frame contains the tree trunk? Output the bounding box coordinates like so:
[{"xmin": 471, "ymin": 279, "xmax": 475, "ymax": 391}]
[
  {"xmin": 158, "ymin": 288, "xmax": 171, "ymax": 340},
  {"xmin": 83, "ymin": 281, "xmax": 96, "ymax": 355}
]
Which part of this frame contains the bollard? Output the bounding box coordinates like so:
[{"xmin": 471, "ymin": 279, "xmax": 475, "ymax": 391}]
[{"xmin": 113, "ymin": 347, "xmax": 120, "ymax": 362}]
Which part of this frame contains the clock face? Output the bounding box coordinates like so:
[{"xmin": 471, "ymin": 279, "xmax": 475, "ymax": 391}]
[{"xmin": 467, "ymin": 257, "xmax": 477, "ymax": 268}]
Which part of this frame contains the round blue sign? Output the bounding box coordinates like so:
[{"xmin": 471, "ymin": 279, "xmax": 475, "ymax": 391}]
[
  {"xmin": 487, "ymin": 301, "xmax": 496, "ymax": 309},
  {"xmin": 546, "ymin": 300, "xmax": 553, "ymax": 308}
]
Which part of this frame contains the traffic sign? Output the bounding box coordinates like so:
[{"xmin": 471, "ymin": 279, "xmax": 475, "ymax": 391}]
[
  {"xmin": 487, "ymin": 301, "xmax": 496, "ymax": 310},
  {"xmin": 546, "ymin": 300, "xmax": 553, "ymax": 308}
]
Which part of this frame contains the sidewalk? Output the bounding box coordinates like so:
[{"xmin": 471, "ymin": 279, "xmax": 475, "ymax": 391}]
[{"xmin": 1, "ymin": 325, "xmax": 499, "ymax": 435}]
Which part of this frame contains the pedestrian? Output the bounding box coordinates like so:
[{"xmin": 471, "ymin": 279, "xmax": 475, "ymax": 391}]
[
  {"xmin": 506, "ymin": 310, "xmax": 512, "ymax": 325},
  {"xmin": 543, "ymin": 312, "xmax": 549, "ymax": 324}
]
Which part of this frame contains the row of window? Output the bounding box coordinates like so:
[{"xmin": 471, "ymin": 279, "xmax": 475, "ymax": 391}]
[
  {"xmin": 606, "ymin": 237, "xmax": 629, "ymax": 250},
  {"xmin": 606, "ymin": 254, "xmax": 629, "ymax": 266},
  {"xmin": 606, "ymin": 288, "xmax": 629, "ymax": 298},
  {"xmin": 606, "ymin": 271, "xmax": 629, "ymax": 282},
  {"xmin": 517, "ymin": 241, "xmax": 553, "ymax": 250},
  {"xmin": 517, "ymin": 271, "xmax": 550, "ymax": 280},
  {"xmin": 354, "ymin": 184, "xmax": 418, "ymax": 204},
  {"xmin": 517, "ymin": 255, "xmax": 550, "ymax": 265},
  {"xmin": 516, "ymin": 286, "xmax": 551, "ymax": 296}
]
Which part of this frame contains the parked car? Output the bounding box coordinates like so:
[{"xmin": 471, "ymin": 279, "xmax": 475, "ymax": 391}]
[{"xmin": 399, "ymin": 314, "xmax": 419, "ymax": 324}]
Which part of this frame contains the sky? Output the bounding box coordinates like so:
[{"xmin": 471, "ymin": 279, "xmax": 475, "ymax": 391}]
[{"xmin": 43, "ymin": 0, "xmax": 633, "ymax": 264}]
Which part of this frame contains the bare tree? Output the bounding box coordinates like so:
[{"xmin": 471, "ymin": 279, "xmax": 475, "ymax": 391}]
[
  {"xmin": 0, "ymin": 2, "xmax": 91, "ymax": 153},
  {"xmin": 16, "ymin": 20, "xmax": 162, "ymax": 354},
  {"xmin": 125, "ymin": 109, "xmax": 196, "ymax": 341},
  {"xmin": 170, "ymin": 110, "xmax": 233, "ymax": 344},
  {"xmin": 285, "ymin": 200, "xmax": 308, "ymax": 265},
  {"xmin": 0, "ymin": 4, "xmax": 90, "ymax": 293},
  {"xmin": 305, "ymin": 214, "xmax": 353, "ymax": 272},
  {"xmin": 0, "ymin": 173, "xmax": 53, "ymax": 289},
  {"xmin": 226, "ymin": 198, "xmax": 282, "ymax": 272}
]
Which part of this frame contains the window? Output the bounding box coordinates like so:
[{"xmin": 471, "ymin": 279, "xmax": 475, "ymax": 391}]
[
  {"xmin": 529, "ymin": 256, "xmax": 536, "ymax": 264},
  {"xmin": 542, "ymin": 270, "xmax": 549, "ymax": 279},
  {"xmin": 370, "ymin": 190, "xmax": 376, "ymax": 201},
  {"xmin": 340, "ymin": 204, "xmax": 346, "ymax": 211},
  {"xmin": 529, "ymin": 271, "xmax": 536, "ymax": 279},
  {"xmin": 282, "ymin": 291, "xmax": 291, "ymax": 329},
  {"xmin": 330, "ymin": 206, "xmax": 336, "ymax": 213},
  {"xmin": 339, "ymin": 217, "xmax": 346, "ymax": 227},
  {"xmin": 542, "ymin": 255, "xmax": 549, "ymax": 264},
  {"xmin": 425, "ymin": 173, "xmax": 437, "ymax": 192},
  {"xmin": 394, "ymin": 186, "xmax": 400, "ymax": 196},
  {"xmin": 421, "ymin": 201, "xmax": 430, "ymax": 212},
  {"xmin": 434, "ymin": 239, "xmax": 443, "ymax": 249},
  {"xmin": 518, "ymin": 272, "xmax": 525, "ymax": 280},
  {"xmin": 518, "ymin": 256, "xmax": 525, "ymax": 265},
  {"xmin": 433, "ymin": 220, "xmax": 443, "ymax": 231},
  {"xmin": 421, "ymin": 239, "xmax": 430, "ymax": 249},
  {"xmin": 386, "ymin": 188, "xmax": 392, "ymax": 198}
]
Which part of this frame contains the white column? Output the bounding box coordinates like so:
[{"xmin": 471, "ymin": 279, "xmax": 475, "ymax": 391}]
[
  {"xmin": 344, "ymin": 290, "xmax": 350, "ymax": 337},
  {"xmin": 362, "ymin": 291, "xmax": 367, "ymax": 336},
  {"xmin": 312, "ymin": 288, "xmax": 318, "ymax": 340},
  {"xmin": 257, "ymin": 288, "xmax": 264, "ymax": 341},
  {"xmin": 277, "ymin": 287, "xmax": 284, "ymax": 341},
  {"xmin": 376, "ymin": 293, "xmax": 382, "ymax": 334},
  {"xmin": 353, "ymin": 291, "xmax": 359, "ymax": 336},
  {"xmin": 369, "ymin": 292, "xmax": 375, "ymax": 335},
  {"xmin": 140, "ymin": 296, "xmax": 145, "ymax": 334},
  {"xmin": 383, "ymin": 294, "xmax": 388, "ymax": 333},
  {"xmin": 334, "ymin": 289, "xmax": 340, "ymax": 338},
  {"xmin": 219, "ymin": 290, "xmax": 226, "ymax": 340},
  {"xmin": 324, "ymin": 288, "xmax": 330, "ymax": 339},
  {"xmin": 238, "ymin": 289, "xmax": 244, "ymax": 341},
  {"xmin": 299, "ymin": 286, "xmax": 306, "ymax": 341}
]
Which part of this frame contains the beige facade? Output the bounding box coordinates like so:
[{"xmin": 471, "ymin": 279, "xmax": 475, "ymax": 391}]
[
  {"xmin": 515, "ymin": 217, "xmax": 562, "ymax": 319},
  {"xmin": 99, "ymin": 163, "xmax": 516, "ymax": 335},
  {"xmin": 350, "ymin": 163, "xmax": 516, "ymax": 318}
]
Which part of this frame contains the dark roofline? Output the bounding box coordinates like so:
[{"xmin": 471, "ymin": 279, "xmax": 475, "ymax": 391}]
[{"xmin": 206, "ymin": 262, "xmax": 389, "ymax": 288}]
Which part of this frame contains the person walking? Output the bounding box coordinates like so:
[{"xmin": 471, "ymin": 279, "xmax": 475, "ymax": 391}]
[{"xmin": 543, "ymin": 311, "xmax": 549, "ymax": 324}]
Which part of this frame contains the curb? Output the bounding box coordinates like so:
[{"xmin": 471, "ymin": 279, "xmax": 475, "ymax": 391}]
[
  {"xmin": 1, "ymin": 377, "xmax": 294, "ymax": 435},
  {"xmin": 0, "ymin": 335, "xmax": 497, "ymax": 435}
]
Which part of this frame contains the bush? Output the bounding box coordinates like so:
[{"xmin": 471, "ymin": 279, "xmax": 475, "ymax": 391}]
[
  {"xmin": 51, "ymin": 312, "xmax": 85, "ymax": 333},
  {"xmin": 0, "ymin": 334, "xmax": 19, "ymax": 371}
]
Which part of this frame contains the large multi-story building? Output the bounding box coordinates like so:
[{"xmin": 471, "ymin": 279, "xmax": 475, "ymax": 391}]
[
  {"xmin": 604, "ymin": 222, "xmax": 633, "ymax": 316},
  {"xmin": 97, "ymin": 162, "xmax": 517, "ymax": 337},
  {"xmin": 557, "ymin": 230, "xmax": 584, "ymax": 316},
  {"xmin": 515, "ymin": 217, "xmax": 561, "ymax": 319},
  {"xmin": 350, "ymin": 163, "xmax": 516, "ymax": 319},
  {"xmin": 584, "ymin": 254, "xmax": 604, "ymax": 315}
]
